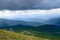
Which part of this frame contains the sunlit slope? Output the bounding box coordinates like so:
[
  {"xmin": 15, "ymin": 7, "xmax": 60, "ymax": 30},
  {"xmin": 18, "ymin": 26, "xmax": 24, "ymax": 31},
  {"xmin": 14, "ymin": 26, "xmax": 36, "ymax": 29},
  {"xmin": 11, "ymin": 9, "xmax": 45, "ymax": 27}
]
[{"xmin": 0, "ymin": 30, "xmax": 50, "ymax": 40}]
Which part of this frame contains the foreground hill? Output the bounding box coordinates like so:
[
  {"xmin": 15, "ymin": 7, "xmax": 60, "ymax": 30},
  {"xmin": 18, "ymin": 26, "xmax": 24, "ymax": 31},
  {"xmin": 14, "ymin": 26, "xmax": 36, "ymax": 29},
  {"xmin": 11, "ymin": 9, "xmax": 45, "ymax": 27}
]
[
  {"xmin": 0, "ymin": 24, "xmax": 60, "ymax": 40},
  {"xmin": 0, "ymin": 30, "xmax": 49, "ymax": 40}
]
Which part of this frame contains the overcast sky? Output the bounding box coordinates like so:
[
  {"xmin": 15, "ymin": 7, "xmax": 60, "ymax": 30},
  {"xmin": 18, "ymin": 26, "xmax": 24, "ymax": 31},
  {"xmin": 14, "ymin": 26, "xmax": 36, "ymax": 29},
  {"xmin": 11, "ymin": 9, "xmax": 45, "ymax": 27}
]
[
  {"xmin": 0, "ymin": 8, "xmax": 60, "ymax": 22},
  {"xmin": 0, "ymin": 0, "xmax": 60, "ymax": 22},
  {"xmin": 0, "ymin": 0, "xmax": 60, "ymax": 10}
]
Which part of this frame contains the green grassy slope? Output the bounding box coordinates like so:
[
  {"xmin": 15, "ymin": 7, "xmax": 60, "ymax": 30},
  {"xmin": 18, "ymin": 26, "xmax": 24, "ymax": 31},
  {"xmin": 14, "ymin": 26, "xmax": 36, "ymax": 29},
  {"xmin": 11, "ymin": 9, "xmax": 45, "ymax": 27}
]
[
  {"xmin": 0, "ymin": 30, "xmax": 50, "ymax": 40},
  {"xmin": 0, "ymin": 24, "xmax": 60, "ymax": 40}
]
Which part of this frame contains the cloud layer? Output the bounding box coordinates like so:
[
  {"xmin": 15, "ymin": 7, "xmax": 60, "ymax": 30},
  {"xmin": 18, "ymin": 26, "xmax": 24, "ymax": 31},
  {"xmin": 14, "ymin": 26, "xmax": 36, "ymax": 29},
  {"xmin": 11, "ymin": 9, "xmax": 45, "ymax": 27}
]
[
  {"xmin": 0, "ymin": 8, "xmax": 60, "ymax": 22},
  {"xmin": 0, "ymin": 0, "xmax": 60, "ymax": 10}
]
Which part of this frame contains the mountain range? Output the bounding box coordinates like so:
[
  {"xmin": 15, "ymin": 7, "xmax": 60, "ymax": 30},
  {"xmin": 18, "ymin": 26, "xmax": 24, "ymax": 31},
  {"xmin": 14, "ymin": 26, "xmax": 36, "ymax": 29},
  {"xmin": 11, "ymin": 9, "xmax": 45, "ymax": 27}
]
[
  {"xmin": 0, "ymin": 18, "xmax": 60, "ymax": 40},
  {"xmin": 0, "ymin": 17, "xmax": 60, "ymax": 27},
  {"xmin": 0, "ymin": 18, "xmax": 44, "ymax": 27}
]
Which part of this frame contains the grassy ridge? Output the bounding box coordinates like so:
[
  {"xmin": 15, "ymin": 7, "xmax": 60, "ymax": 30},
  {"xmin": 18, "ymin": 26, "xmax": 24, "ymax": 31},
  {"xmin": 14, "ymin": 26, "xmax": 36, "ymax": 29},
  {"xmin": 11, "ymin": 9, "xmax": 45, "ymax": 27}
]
[{"xmin": 0, "ymin": 30, "xmax": 50, "ymax": 40}]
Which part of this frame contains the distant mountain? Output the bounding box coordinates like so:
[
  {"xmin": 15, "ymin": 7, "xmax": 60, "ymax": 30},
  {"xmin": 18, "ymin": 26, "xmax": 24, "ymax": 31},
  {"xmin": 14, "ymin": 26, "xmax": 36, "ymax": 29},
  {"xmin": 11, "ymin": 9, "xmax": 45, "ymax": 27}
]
[
  {"xmin": 0, "ymin": 19, "xmax": 43, "ymax": 27},
  {"xmin": 1, "ymin": 17, "xmax": 60, "ymax": 27},
  {"xmin": 46, "ymin": 18, "xmax": 60, "ymax": 26},
  {"xmin": 0, "ymin": 19, "xmax": 26, "ymax": 27}
]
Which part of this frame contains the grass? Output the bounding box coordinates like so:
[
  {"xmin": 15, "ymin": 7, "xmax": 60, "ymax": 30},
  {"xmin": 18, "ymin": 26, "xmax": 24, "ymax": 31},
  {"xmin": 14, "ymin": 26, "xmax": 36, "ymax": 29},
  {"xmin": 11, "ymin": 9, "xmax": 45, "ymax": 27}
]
[{"xmin": 0, "ymin": 30, "xmax": 50, "ymax": 40}]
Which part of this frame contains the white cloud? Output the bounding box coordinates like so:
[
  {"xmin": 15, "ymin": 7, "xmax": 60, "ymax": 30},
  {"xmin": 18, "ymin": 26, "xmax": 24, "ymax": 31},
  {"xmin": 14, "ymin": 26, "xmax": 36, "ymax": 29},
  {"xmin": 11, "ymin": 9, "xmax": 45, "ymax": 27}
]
[{"xmin": 0, "ymin": 8, "xmax": 60, "ymax": 21}]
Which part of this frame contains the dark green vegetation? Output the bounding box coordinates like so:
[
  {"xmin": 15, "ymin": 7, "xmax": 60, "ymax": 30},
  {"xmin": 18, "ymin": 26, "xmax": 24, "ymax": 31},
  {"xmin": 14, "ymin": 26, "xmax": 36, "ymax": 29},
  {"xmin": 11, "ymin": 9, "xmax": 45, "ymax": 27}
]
[{"xmin": 0, "ymin": 24, "xmax": 60, "ymax": 40}]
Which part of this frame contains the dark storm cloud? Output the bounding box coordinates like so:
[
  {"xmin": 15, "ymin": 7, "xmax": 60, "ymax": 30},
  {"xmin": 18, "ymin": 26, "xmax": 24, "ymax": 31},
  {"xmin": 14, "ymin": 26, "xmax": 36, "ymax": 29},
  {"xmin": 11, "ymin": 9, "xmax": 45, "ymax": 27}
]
[
  {"xmin": 0, "ymin": 0, "xmax": 60, "ymax": 10},
  {"xmin": 0, "ymin": 0, "xmax": 34, "ymax": 10}
]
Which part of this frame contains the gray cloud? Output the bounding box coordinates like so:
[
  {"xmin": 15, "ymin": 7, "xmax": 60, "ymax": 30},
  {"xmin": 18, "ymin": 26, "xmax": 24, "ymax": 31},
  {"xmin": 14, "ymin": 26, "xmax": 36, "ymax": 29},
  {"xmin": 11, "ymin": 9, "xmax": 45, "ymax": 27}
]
[{"xmin": 0, "ymin": 0, "xmax": 60, "ymax": 10}]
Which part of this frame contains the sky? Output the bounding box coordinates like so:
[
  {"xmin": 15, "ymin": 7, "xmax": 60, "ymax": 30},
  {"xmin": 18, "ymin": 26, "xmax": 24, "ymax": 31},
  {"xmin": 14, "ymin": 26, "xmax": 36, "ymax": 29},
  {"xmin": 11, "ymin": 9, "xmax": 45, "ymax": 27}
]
[
  {"xmin": 0, "ymin": 0, "xmax": 60, "ymax": 22},
  {"xmin": 0, "ymin": 8, "xmax": 60, "ymax": 22},
  {"xmin": 0, "ymin": 0, "xmax": 60, "ymax": 10}
]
